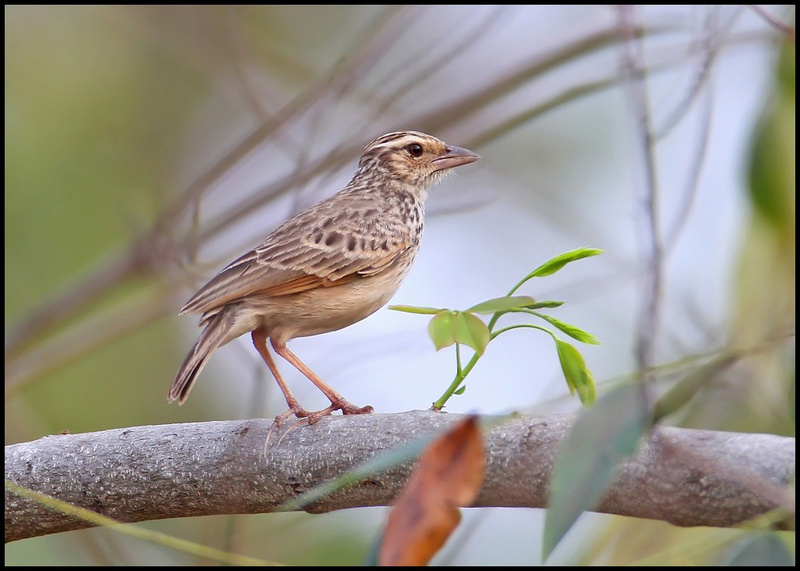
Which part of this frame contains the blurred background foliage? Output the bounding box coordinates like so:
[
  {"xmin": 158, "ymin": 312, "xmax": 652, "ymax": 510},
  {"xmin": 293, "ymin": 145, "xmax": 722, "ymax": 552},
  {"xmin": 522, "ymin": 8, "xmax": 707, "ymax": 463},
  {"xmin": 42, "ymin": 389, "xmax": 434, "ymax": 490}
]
[{"xmin": 5, "ymin": 5, "xmax": 794, "ymax": 565}]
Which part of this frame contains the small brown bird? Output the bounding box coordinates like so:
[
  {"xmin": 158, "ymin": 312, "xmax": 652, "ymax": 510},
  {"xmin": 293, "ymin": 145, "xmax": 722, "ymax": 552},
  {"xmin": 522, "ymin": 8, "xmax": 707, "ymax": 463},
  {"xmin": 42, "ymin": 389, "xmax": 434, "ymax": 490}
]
[{"xmin": 169, "ymin": 131, "xmax": 479, "ymax": 424}]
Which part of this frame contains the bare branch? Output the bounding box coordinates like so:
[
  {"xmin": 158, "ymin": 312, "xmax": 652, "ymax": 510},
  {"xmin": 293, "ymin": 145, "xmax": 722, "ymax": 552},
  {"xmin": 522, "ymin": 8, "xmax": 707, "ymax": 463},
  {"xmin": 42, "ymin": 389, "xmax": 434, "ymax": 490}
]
[
  {"xmin": 5, "ymin": 411, "xmax": 794, "ymax": 543},
  {"xmin": 749, "ymin": 5, "xmax": 795, "ymax": 40},
  {"xmin": 618, "ymin": 8, "xmax": 663, "ymax": 410},
  {"xmin": 664, "ymin": 87, "xmax": 713, "ymax": 255}
]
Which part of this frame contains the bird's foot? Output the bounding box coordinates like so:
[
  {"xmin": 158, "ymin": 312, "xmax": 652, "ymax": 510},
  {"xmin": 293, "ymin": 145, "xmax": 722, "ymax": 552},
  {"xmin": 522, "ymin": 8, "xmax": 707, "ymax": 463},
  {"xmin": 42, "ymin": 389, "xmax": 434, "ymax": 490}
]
[
  {"xmin": 273, "ymin": 400, "xmax": 373, "ymax": 426},
  {"xmin": 336, "ymin": 400, "xmax": 374, "ymax": 416},
  {"xmin": 273, "ymin": 405, "xmax": 313, "ymax": 427},
  {"xmin": 305, "ymin": 400, "xmax": 373, "ymax": 424},
  {"xmin": 306, "ymin": 400, "xmax": 372, "ymax": 424}
]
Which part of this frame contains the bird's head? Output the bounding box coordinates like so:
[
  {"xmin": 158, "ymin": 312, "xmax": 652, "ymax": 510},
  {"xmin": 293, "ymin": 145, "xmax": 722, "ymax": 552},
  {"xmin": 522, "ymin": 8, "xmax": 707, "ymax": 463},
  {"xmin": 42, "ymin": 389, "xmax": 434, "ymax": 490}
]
[{"xmin": 355, "ymin": 131, "xmax": 479, "ymax": 193}]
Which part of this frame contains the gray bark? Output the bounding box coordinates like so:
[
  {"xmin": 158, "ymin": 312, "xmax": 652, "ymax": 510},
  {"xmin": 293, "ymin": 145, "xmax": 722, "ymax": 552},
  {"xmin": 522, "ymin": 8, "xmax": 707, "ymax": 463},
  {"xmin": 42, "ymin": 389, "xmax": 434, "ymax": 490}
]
[{"xmin": 5, "ymin": 411, "xmax": 795, "ymax": 542}]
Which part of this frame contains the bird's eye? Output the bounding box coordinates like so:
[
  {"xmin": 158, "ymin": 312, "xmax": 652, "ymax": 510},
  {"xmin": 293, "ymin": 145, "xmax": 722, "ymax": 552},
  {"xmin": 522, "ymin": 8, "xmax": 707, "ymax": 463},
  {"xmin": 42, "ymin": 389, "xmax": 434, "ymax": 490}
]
[{"xmin": 407, "ymin": 143, "xmax": 423, "ymax": 157}]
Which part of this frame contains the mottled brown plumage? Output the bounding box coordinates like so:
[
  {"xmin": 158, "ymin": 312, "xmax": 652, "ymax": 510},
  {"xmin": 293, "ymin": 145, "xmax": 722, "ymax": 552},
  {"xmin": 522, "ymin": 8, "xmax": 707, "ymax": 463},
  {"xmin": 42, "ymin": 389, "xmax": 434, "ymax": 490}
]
[{"xmin": 169, "ymin": 131, "xmax": 479, "ymax": 423}]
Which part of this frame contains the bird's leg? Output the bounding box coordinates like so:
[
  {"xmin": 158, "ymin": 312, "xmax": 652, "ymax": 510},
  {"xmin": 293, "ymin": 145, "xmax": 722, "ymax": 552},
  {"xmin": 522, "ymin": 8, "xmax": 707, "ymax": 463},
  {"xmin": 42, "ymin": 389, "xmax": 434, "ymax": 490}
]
[
  {"xmin": 270, "ymin": 339, "xmax": 374, "ymax": 422},
  {"xmin": 251, "ymin": 329, "xmax": 313, "ymax": 424}
]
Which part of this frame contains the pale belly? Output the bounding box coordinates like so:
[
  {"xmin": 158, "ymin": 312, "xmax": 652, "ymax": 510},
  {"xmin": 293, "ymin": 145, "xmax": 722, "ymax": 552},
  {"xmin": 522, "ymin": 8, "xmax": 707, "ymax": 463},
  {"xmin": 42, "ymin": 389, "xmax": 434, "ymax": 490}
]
[{"xmin": 219, "ymin": 261, "xmax": 413, "ymax": 347}]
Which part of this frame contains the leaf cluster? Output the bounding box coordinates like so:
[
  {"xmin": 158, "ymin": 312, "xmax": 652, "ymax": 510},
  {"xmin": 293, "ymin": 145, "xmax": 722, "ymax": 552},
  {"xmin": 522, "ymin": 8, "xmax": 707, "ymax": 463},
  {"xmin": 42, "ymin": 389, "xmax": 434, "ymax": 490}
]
[{"xmin": 391, "ymin": 247, "xmax": 603, "ymax": 410}]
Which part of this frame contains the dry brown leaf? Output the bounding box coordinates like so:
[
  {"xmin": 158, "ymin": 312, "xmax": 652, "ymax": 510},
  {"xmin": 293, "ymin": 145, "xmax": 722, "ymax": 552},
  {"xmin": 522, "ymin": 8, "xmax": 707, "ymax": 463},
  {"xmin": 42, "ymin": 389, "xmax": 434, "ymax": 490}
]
[{"xmin": 379, "ymin": 415, "xmax": 486, "ymax": 566}]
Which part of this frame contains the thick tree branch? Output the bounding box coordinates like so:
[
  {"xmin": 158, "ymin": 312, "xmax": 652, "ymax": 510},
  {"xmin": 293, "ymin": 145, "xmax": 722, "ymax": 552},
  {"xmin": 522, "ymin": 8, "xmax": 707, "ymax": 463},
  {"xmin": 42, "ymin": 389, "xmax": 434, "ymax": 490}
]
[{"xmin": 5, "ymin": 411, "xmax": 794, "ymax": 542}]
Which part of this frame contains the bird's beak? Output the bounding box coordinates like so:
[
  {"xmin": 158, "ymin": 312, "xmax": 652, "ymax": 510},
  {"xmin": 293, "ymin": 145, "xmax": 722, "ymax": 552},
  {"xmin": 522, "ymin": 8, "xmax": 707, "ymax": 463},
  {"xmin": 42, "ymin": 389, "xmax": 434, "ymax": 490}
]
[{"xmin": 431, "ymin": 145, "xmax": 480, "ymax": 172}]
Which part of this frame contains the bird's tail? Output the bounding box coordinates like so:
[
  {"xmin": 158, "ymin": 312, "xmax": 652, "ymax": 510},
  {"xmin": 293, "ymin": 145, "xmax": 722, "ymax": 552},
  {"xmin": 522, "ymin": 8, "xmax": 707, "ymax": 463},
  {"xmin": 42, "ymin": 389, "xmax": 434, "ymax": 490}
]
[{"xmin": 168, "ymin": 305, "xmax": 237, "ymax": 404}]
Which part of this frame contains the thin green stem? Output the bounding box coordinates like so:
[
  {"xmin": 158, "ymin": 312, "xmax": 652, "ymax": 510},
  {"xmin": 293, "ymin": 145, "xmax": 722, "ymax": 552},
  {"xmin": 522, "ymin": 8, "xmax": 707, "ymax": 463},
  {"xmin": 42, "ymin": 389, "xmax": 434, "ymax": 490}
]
[
  {"xmin": 484, "ymin": 303, "xmax": 554, "ymax": 332},
  {"xmin": 433, "ymin": 343, "xmax": 469, "ymax": 410},
  {"xmin": 494, "ymin": 308, "xmax": 547, "ymax": 320},
  {"xmin": 491, "ymin": 323, "xmax": 556, "ymax": 341},
  {"xmin": 506, "ymin": 278, "xmax": 528, "ymax": 298},
  {"xmin": 431, "ymin": 309, "xmax": 506, "ymax": 409},
  {"xmin": 432, "ymin": 322, "xmax": 558, "ymax": 410}
]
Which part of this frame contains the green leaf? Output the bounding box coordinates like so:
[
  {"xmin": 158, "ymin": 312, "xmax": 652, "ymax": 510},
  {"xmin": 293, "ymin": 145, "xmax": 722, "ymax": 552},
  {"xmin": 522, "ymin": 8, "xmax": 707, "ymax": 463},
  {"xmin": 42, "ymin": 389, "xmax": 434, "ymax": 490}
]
[
  {"xmin": 543, "ymin": 383, "xmax": 651, "ymax": 560},
  {"xmin": 467, "ymin": 295, "xmax": 537, "ymax": 314},
  {"xmin": 507, "ymin": 248, "xmax": 604, "ymax": 296},
  {"xmin": 538, "ymin": 314, "xmax": 601, "ymax": 345},
  {"xmin": 454, "ymin": 385, "xmax": 466, "ymax": 395},
  {"xmin": 528, "ymin": 247, "xmax": 604, "ymax": 278},
  {"xmin": 526, "ymin": 300, "xmax": 565, "ymax": 309},
  {"xmin": 428, "ymin": 311, "xmax": 457, "ymax": 350},
  {"xmin": 555, "ymin": 340, "xmax": 597, "ymax": 404},
  {"xmin": 451, "ymin": 312, "xmax": 491, "ymax": 356},
  {"xmin": 363, "ymin": 529, "xmax": 384, "ymax": 567},
  {"xmin": 389, "ymin": 305, "xmax": 445, "ymax": 315}
]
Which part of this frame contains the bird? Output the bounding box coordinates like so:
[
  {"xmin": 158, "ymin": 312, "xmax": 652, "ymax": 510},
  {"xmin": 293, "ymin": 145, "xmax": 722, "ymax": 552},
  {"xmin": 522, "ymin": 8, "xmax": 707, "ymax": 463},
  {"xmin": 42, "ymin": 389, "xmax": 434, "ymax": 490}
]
[{"xmin": 168, "ymin": 131, "xmax": 479, "ymax": 424}]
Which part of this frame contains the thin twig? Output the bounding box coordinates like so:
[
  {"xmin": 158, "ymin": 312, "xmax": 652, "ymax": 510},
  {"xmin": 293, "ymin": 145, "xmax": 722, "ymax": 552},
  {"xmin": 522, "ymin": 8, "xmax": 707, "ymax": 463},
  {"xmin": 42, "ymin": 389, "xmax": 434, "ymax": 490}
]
[
  {"xmin": 618, "ymin": 6, "xmax": 662, "ymax": 409},
  {"xmin": 362, "ymin": 6, "xmax": 511, "ymax": 131},
  {"xmin": 664, "ymin": 86, "xmax": 713, "ymax": 255},
  {"xmin": 6, "ymin": 289, "xmax": 177, "ymax": 395},
  {"xmin": 654, "ymin": 6, "xmax": 741, "ymax": 139},
  {"xmin": 749, "ymin": 5, "xmax": 795, "ymax": 40}
]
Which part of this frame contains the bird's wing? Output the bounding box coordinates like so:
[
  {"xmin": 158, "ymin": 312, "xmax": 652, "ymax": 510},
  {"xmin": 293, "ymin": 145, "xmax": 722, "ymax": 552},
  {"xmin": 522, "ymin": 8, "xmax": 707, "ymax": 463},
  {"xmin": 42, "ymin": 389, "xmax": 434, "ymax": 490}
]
[{"xmin": 180, "ymin": 197, "xmax": 415, "ymax": 315}]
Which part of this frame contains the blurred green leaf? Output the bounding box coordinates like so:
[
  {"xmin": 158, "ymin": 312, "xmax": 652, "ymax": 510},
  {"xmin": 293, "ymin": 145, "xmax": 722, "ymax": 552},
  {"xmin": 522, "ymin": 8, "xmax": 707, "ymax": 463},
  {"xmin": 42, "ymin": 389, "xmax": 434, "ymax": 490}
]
[
  {"xmin": 543, "ymin": 383, "xmax": 651, "ymax": 560},
  {"xmin": 653, "ymin": 355, "xmax": 737, "ymax": 423},
  {"xmin": 538, "ymin": 314, "xmax": 602, "ymax": 345},
  {"xmin": 389, "ymin": 305, "xmax": 445, "ymax": 314},
  {"xmin": 746, "ymin": 37, "xmax": 795, "ymax": 232},
  {"xmin": 428, "ymin": 311, "xmax": 457, "ymax": 350},
  {"xmin": 363, "ymin": 529, "xmax": 383, "ymax": 567},
  {"xmin": 555, "ymin": 339, "xmax": 597, "ymax": 404},
  {"xmin": 724, "ymin": 533, "xmax": 795, "ymax": 566},
  {"xmin": 467, "ymin": 295, "xmax": 537, "ymax": 314},
  {"xmin": 454, "ymin": 385, "xmax": 466, "ymax": 395}
]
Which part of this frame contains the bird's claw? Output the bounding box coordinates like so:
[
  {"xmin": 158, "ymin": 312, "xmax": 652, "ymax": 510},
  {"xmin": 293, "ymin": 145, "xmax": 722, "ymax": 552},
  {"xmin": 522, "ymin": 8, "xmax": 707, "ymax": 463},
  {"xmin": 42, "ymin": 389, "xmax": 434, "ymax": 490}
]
[{"xmin": 273, "ymin": 400, "xmax": 373, "ymax": 426}]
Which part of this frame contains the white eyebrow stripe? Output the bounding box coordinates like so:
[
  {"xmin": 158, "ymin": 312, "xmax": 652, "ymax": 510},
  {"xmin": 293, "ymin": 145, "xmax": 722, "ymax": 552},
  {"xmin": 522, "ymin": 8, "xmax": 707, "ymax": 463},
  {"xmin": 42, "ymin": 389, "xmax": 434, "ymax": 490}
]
[{"xmin": 368, "ymin": 132, "xmax": 435, "ymax": 152}]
